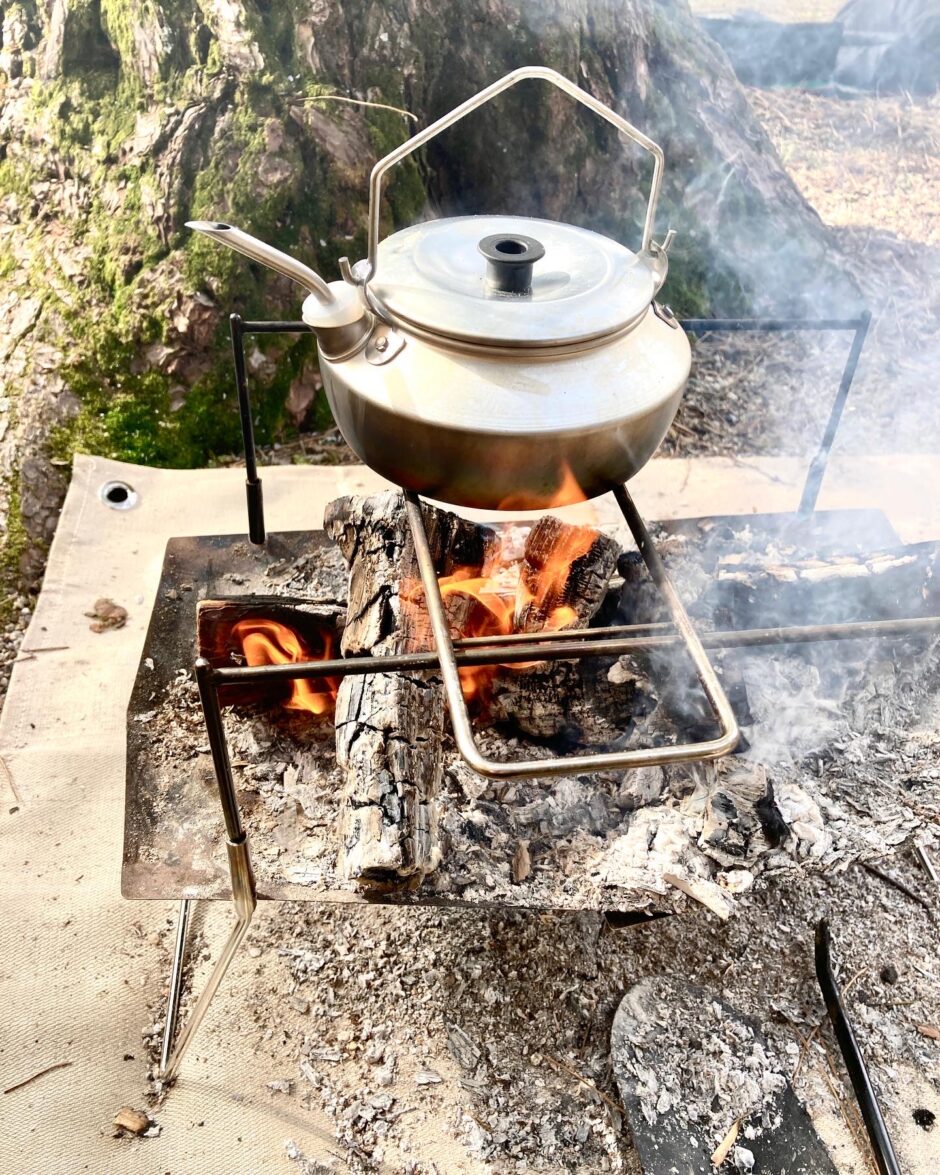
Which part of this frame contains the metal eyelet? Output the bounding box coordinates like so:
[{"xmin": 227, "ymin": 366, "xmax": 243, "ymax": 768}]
[{"xmin": 99, "ymin": 480, "xmax": 139, "ymax": 510}]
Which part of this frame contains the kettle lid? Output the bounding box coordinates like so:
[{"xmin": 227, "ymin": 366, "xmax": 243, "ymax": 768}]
[{"xmin": 367, "ymin": 215, "xmax": 656, "ymax": 349}]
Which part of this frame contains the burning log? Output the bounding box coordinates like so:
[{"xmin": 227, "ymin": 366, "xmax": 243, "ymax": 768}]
[
  {"xmin": 324, "ymin": 490, "xmax": 498, "ymax": 886},
  {"xmin": 514, "ymin": 516, "xmax": 620, "ymax": 633}
]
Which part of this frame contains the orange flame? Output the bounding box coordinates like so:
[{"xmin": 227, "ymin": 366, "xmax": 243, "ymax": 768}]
[
  {"xmin": 435, "ymin": 509, "xmax": 596, "ymax": 705},
  {"xmin": 496, "ymin": 461, "xmax": 589, "ymax": 511},
  {"xmin": 231, "ymin": 618, "xmax": 338, "ymax": 716}
]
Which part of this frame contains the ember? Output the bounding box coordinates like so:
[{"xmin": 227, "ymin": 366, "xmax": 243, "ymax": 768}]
[
  {"xmin": 231, "ymin": 618, "xmax": 338, "ymax": 716},
  {"xmin": 438, "ymin": 521, "xmax": 600, "ymax": 702}
]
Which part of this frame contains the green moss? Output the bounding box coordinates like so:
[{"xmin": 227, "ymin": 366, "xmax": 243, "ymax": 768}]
[
  {"xmin": 366, "ymin": 111, "xmax": 426, "ymax": 230},
  {"xmin": 0, "ymin": 158, "xmax": 40, "ymax": 203},
  {"xmin": 0, "ymin": 481, "xmax": 28, "ymax": 618}
]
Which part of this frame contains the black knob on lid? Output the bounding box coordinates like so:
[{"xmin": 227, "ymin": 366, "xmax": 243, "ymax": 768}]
[{"xmin": 478, "ymin": 233, "xmax": 545, "ymax": 295}]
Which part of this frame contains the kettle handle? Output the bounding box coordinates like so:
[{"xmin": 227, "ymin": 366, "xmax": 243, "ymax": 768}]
[{"xmin": 359, "ymin": 65, "xmax": 665, "ymax": 287}]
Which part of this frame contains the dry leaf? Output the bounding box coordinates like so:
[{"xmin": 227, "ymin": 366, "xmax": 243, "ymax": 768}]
[
  {"xmin": 711, "ymin": 1118, "xmax": 740, "ymax": 1167},
  {"xmin": 511, "ymin": 840, "xmax": 531, "ymax": 883},
  {"xmin": 113, "ymin": 1106, "xmax": 151, "ymax": 1134},
  {"xmin": 916, "ymin": 1023, "xmax": 940, "ymax": 1041}
]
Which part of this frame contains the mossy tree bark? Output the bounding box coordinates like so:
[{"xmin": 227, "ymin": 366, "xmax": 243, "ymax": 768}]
[{"xmin": 0, "ymin": 0, "xmax": 853, "ymax": 602}]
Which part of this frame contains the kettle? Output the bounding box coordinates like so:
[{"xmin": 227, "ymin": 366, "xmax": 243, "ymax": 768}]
[{"xmin": 189, "ymin": 66, "xmax": 689, "ymax": 510}]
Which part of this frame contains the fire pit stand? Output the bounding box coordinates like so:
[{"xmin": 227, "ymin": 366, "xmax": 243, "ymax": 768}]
[{"xmin": 160, "ymin": 476, "xmax": 743, "ymax": 1081}]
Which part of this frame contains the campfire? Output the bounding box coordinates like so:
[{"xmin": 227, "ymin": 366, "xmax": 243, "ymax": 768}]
[{"xmin": 144, "ymin": 487, "xmax": 940, "ymax": 915}]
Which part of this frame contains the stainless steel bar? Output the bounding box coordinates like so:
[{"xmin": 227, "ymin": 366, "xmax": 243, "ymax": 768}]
[
  {"xmin": 458, "ymin": 620, "xmax": 673, "ymax": 647},
  {"xmin": 613, "ymin": 482, "xmax": 739, "ymax": 748},
  {"xmin": 228, "ymin": 319, "xmax": 311, "ymax": 544},
  {"xmin": 365, "ymin": 66, "xmax": 664, "ymax": 284},
  {"xmin": 230, "ymin": 314, "xmax": 265, "ymax": 545},
  {"xmin": 160, "ymin": 838, "xmax": 256, "ymax": 1084},
  {"xmin": 208, "ymin": 615, "xmax": 940, "ymax": 686},
  {"xmin": 815, "ymin": 919, "xmax": 901, "ymax": 1175},
  {"xmin": 403, "ymin": 486, "xmax": 738, "ymax": 779},
  {"xmin": 160, "ymin": 898, "xmax": 193, "ymax": 1076},
  {"xmin": 195, "ymin": 657, "xmax": 244, "ymax": 842},
  {"xmin": 799, "ymin": 310, "xmax": 872, "ymax": 515},
  {"xmin": 238, "ymin": 321, "xmax": 312, "ymax": 333}
]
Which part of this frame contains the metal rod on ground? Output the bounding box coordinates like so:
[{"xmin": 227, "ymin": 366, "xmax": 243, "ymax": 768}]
[
  {"xmin": 815, "ymin": 919, "xmax": 902, "ymax": 1175},
  {"xmin": 160, "ymin": 898, "xmax": 193, "ymax": 1075},
  {"xmin": 799, "ymin": 310, "xmax": 872, "ymax": 515}
]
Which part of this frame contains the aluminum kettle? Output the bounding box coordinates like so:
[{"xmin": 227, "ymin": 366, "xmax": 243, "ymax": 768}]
[{"xmin": 188, "ymin": 66, "xmax": 689, "ymax": 510}]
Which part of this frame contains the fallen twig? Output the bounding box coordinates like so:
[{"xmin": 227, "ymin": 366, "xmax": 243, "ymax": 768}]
[
  {"xmin": 711, "ymin": 1117, "xmax": 740, "ymax": 1166},
  {"xmin": 4, "ymin": 1060, "xmax": 73, "ymax": 1094},
  {"xmin": 544, "ymin": 1054, "xmax": 624, "ymax": 1117},
  {"xmin": 0, "ymin": 754, "xmax": 22, "ymax": 805},
  {"xmin": 860, "ymin": 860, "xmax": 931, "ymax": 911}
]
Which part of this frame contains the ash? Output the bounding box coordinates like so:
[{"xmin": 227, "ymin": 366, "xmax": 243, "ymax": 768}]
[
  {"xmin": 612, "ymin": 975, "xmax": 788, "ymax": 1132},
  {"xmin": 153, "ymin": 516, "xmax": 939, "ymax": 918},
  {"xmin": 162, "ymin": 865, "xmax": 936, "ymax": 1173}
]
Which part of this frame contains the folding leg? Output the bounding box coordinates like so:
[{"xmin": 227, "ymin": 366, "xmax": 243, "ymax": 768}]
[
  {"xmin": 160, "ymin": 898, "xmax": 193, "ymax": 1075},
  {"xmin": 159, "ymin": 838, "xmax": 256, "ymax": 1083}
]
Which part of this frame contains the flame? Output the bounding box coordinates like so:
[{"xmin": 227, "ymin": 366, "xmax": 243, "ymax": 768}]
[
  {"xmin": 435, "ymin": 512, "xmax": 596, "ymax": 705},
  {"xmin": 231, "ymin": 618, "xmax": 338, "ymax": 716},
  {"xmin": 496, "ymin": 461, "xmax": 588, "ymax": 511}
]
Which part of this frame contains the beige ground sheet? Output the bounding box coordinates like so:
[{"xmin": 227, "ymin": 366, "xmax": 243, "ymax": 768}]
[{"xmin": 1, "ymin": 451, "xmax": 938, "ymax": 1173}]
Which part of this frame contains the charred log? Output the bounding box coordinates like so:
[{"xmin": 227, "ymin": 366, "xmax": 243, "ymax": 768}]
[
  {"xmin": 616, "ymin": 540, "xmax": 940, "ymax": 629},
  {"xmin": 515, "ymin": 516, "xmax": 620, "ymax": 632},
  {"xmin": 324, "ymin": 490, "xmax": 497, "ymax": 886},
  {"xmin": 707, "ymin": 541, "xmax": 940, "ymax": 629}
]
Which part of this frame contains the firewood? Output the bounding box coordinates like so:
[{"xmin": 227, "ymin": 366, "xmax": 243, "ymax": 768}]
[
  {"xmin": 616, "ymin": 540, "xmax": 940, "ymax": 629},
  {"xmin": 515, "ymin": 516, "xmax": 619, "ymax": 633},
  {"xmin": 324, "ymin": 490, "xmax": 497, "ymax": 885},
  {"xmin": 480, "ymin": 517, "xmax": 621, "ymax": 739},
  {"xmin": 196, "ymin": 597, "xmax": 342, "ymax": 708},
  {"xmin": 708, "ymin": 541, "xmax": 940, "ymax": 629}
]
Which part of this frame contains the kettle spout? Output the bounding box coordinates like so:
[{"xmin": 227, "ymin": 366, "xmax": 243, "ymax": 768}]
[
  {"xmin": 186, "ymin": 220, "xmax": 337, "ymax": 305},
  {"xmin": 186, "ymin": 221, "xmax": 371, "ymax": 356}
]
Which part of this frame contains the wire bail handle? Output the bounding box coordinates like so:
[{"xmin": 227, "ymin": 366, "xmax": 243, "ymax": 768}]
[{"xmin": 357, "ymin": 65, "xmax": 667, "ymax": 289}]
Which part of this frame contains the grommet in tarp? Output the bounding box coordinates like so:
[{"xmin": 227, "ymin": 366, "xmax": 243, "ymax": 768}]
[{"xmin": 99, "ymin": 480, "xmax": 139, "ymax": 510}]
